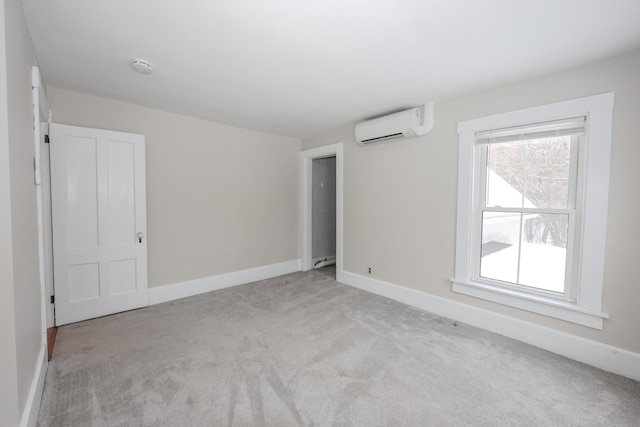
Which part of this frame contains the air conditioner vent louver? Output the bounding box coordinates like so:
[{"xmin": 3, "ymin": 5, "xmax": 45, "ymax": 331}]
[
  {"xmin": 360, "ymin": 133, "xmax": 404, "ymax": 143},
  {"xmin": 355, "ymin": 103, "xmax": 434, "ymax": 146}
]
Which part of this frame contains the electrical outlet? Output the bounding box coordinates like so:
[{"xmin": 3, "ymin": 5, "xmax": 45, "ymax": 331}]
[{"xmin": 367, "ymin": 267, "xmax": 372, "ymax": 275}]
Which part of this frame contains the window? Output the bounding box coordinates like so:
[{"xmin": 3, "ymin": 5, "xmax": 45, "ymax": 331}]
[
  {"xmin": 452, "ymin": 93, "xmax": 614, "ymax": 329},
  {"xmin": 476, "ymin": 118, "xmax": 581, "ymax": 298}
]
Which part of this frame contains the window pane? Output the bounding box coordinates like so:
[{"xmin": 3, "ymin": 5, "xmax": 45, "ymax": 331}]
[
  {"xmin": 480, "ymin": 212, "xmax": 569, "ymax": 294},
  {"xmin": 524, "ymin": 137, "xmax": 572, "ymax": 209},
  {"xmin": 486, "ymin": 137, "xmax": 573, "ymax": 209},
  {"xmin": 480, "ymin": 211, "xmax": 521, "ymax": 284},
  {"xmin": 486, "ymin": 142, "xmax": 525, "ymax": 208},
  {"xmin": 519, "ymin": 214, "xmax": 569, "ymax": 293}
]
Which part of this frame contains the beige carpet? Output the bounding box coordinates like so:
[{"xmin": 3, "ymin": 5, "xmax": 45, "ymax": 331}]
[{"xmin": 37, "ymin": 267, "xmax": 640, "ymax": 426}]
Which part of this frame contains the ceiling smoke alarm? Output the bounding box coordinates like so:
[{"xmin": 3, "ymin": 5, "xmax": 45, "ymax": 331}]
[{"xmin": 131, "ymin": 59, "xmax": 152, "ymax": 75}]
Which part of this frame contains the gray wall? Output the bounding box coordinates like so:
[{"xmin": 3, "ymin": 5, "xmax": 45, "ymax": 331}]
[
  {"xmin": 48, "ymin": 87, "xmax": 302, "ymax": 288},
  {"xmin": 0, "ymin": 0, "xmax": 44, "ymax": 423},
  {"xmin": 302, "ymin": 49, "xmax": 640, "ymax": 354},
  {"xmin": 312, "ymin": 157, "xmax": 336, "ymax": 260}
]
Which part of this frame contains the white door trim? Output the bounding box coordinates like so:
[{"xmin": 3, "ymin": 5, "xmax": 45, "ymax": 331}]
[
  {"xmin": 27, "ymin": 65, "xmax": 49, "ymax": 427},
  {"xmin": 31, "ymin": 66, "xmax": 52, "ymax": 331},
  {"xmin": 39, "ymin": 122, "xmax": 54, "ymax": 328},
  {"xmin": 300, "ymin": 143, "xmax": 344, "ymax": 281}
]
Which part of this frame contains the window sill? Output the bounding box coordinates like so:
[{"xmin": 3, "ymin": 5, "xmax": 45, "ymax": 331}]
[{"xmin": 450, "ymin": 278, "xmax": 608, "ymax": 329}]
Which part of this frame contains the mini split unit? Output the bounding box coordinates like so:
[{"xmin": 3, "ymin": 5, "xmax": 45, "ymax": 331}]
[{"xmin": 355, "ymin": 102, "xmax": 434, "ymax": 145}]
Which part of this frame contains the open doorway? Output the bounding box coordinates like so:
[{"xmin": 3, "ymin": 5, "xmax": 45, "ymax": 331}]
[
  {"xmin": 300, "ymin": 143, "xmax": 343, "ymax": 282},
  {"xmin": 311, "ymin": 156, "xmax": 336, "ymax": 277}
]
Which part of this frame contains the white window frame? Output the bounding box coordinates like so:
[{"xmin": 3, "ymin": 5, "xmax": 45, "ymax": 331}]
[
  {"xmin": 452, "ymin": 93, "xmax": 614, "ymax": 329},
  {"xmin": 475, "ymin": 128, "xmax": 580, "ymax": 300}
]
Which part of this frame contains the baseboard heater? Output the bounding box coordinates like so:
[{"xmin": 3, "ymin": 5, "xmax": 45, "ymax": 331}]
[{"xmin": 313, "ymin": 256, "xmax": 336, "ymax": 268}]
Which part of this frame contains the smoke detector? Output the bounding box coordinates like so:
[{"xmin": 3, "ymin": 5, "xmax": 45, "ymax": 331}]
[{"xmin": 131, "ymin": 59, "xmax": 152, "ymax": 75}]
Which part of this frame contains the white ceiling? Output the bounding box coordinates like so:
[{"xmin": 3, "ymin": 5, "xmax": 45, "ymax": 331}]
[{"xmin": 22, "ymin": 0, "xmax": 640, "ymax": 138}]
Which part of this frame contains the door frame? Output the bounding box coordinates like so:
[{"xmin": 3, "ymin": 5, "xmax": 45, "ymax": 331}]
[
  {"xmin": 300, "ymin": 143, "xmax": 343, "ymax": 281},
  {"xmin": 32, "ymin": 66, "xmax": 53, "ymax": 333}
]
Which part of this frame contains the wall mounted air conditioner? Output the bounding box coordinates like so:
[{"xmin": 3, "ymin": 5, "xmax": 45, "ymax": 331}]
[{"xmin": 355, "ymin": 102, "xmax": 434, "ymax": 146}]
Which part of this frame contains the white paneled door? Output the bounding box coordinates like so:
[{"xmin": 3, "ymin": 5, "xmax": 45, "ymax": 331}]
[{"xmin": 50, "ymin": 124, "xmax": 148, "ymax": 325}]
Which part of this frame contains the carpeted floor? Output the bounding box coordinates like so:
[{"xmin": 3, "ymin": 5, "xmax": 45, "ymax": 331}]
[{"xmin": 37, "ymin": 267, "xmax": 640, "ymax": 426}]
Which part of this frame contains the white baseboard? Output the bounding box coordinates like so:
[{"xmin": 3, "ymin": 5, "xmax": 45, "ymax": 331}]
[
  {"xmin": 21, "ymin": 341, "xmax": 47, "ymax": 427},
  {"xmin": 340, "ymin": 270, "xmax": 640, "ymax": 382},
  {"xmin": 148, "ymin": 260, "xmax": 301, "ymax": 305}
]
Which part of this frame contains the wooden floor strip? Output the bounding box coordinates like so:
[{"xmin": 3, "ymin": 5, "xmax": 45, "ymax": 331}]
[{"xmin": 47, "ymin": 326, "xmax": 58, "ymax": 361}]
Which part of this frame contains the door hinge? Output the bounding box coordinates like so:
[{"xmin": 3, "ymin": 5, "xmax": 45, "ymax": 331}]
[
  {"xmin": 50, "ymin": 295, "xmax": 55, "ymax": 304},
  {"xmin": 44, "ymin": 134, "xmax": 49, "ymax": 144}
]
